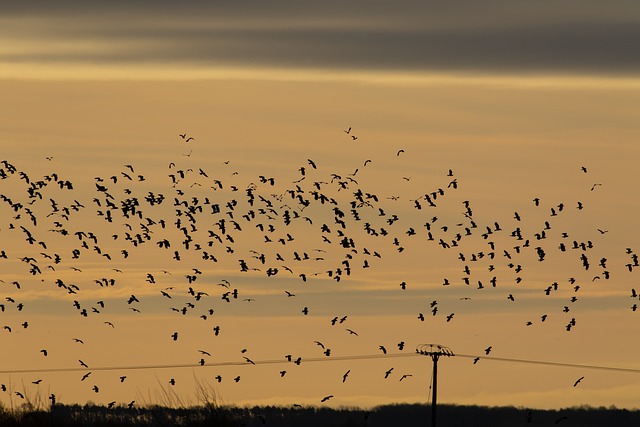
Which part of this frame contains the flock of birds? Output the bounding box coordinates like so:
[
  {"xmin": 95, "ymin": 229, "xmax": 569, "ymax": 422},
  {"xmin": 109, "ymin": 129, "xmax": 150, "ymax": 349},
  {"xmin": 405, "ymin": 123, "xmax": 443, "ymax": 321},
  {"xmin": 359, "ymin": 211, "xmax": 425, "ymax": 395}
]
[{"xmin": 0, "ymin": 129, "xmax": 638, "ymax": 409}]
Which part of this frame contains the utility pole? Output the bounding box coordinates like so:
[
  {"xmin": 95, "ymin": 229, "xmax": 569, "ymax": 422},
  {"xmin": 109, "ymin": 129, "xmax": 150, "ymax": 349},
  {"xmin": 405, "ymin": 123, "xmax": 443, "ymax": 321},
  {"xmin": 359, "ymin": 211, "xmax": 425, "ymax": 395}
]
[{"xmin": 416, "ymin": 344, "xmax": 454, "ymax": 427}]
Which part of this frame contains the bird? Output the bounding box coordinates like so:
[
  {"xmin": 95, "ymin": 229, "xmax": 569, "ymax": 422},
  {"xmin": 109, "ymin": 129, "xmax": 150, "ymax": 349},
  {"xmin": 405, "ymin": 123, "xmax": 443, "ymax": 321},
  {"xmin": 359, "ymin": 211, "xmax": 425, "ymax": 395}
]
[
  {"xmin": 384, "ymin": 368, "xmax": 394, "ymax": 379},
  {"xmin": 573, "ymin": 376, "xmax": 585, "ymax": 387},
  {"xmin": 321, "ymin": 395, "xmax": 334, "ymax": 402},
  {"xmin": 342, "ymin": 370, "xmax": 350, "ymax": 382}
]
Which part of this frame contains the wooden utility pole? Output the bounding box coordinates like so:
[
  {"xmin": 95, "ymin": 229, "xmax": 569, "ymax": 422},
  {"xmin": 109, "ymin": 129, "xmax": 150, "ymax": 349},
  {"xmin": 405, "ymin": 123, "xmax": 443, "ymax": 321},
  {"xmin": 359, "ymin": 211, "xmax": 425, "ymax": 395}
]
[
  {"xmin": 431, "ymin": 353, "xmax": 439, "ymax": 427},
  {"xmin": 416, "ymin": 344, "xmax": 454, "ymax": 427}
]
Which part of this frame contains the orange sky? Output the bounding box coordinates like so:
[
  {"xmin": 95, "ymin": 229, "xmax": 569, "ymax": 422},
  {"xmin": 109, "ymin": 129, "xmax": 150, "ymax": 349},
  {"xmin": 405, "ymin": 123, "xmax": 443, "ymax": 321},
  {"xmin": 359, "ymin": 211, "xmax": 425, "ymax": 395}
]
[{"xmin": 1, "ymin": 1, "xmax": 640, "ymax": 411}]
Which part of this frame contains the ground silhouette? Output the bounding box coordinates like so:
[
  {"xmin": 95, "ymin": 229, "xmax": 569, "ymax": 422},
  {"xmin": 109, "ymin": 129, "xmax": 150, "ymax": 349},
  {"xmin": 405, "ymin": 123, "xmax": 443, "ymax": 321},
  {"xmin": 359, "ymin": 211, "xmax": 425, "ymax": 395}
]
[{"xmin": 1, "ymin": 403, "xmax": 639, "ymax": 426}]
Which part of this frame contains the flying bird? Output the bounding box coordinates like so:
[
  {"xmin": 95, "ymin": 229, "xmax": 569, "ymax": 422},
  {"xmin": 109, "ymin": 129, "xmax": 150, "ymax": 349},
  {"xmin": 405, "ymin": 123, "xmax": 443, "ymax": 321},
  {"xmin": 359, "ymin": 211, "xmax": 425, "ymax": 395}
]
[{"xmin": 384, "ymin": 368, "xmax": 394, "ymax": 379}]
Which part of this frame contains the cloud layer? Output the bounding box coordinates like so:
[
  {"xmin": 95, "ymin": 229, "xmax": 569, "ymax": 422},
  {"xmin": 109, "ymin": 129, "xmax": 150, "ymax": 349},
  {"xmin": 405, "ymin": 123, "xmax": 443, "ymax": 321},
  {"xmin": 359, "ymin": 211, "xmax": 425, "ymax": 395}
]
[{"xmin": 2, "ymin": 0, "xmax": 639, "ymax": 76}]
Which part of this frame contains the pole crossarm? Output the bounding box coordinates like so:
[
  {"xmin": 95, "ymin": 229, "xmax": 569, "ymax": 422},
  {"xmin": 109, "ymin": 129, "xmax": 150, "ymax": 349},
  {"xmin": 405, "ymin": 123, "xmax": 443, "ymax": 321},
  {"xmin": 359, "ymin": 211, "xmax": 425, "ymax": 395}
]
[{"xmin": 416, "ymin": 343, "xmax": 455, "ymax": 358}]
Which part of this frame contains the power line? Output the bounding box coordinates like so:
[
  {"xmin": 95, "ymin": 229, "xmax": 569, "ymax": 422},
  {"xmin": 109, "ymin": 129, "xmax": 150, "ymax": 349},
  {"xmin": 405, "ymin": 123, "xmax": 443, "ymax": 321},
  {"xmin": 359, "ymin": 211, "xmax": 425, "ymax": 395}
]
[
  {"xmin": 455, "ymin": 353, "xmax": 640, "ymax": 374},
  {"xmin": 1, "ymin": 352, "xmax": 639, "ymax": 376},
  {"xmin": 0, "ymin": 353, "xmax": 417, "ymax": 375}
]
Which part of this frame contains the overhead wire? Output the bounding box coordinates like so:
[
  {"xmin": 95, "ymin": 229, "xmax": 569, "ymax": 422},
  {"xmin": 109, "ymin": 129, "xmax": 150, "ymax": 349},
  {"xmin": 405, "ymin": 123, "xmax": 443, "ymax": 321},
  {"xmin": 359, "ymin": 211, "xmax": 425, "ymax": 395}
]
[
  {"xmin": 454, "ymin": 353, "xmax": 640, "ymax": 374},
  {"xmin": 1, "ymin": 351, "xmax": 639, "ymax": 375}
]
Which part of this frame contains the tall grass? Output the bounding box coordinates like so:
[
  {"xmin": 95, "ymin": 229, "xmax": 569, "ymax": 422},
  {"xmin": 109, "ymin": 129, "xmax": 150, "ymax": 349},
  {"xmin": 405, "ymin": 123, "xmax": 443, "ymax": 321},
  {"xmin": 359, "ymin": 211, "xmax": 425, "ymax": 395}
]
[{"xmin": 1, "ymin": 376, "xmax": 240, "ymax": 426}]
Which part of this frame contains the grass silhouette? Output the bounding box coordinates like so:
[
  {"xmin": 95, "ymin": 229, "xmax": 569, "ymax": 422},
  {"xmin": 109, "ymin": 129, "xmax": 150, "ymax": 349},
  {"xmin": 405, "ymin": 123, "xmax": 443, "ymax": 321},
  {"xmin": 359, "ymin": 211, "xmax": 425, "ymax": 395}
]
[{"xmin": 1, "ymin": 385, "xmax": 639, "ymax": 427}]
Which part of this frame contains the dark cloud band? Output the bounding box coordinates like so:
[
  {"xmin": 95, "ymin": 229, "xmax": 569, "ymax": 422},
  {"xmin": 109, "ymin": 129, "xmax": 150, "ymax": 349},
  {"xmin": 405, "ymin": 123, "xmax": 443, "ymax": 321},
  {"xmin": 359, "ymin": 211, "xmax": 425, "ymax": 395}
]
[{"xmin": 2, "ymin": 1, "xmax": 638, "ymax": 75}]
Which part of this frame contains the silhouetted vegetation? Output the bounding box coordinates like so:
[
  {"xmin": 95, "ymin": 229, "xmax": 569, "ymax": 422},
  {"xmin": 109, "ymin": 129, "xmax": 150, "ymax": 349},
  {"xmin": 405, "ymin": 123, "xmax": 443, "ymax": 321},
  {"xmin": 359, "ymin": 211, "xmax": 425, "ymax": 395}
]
[{"xmin": 1, "ymin": 403, "xmax": 639, "ymax": 426}]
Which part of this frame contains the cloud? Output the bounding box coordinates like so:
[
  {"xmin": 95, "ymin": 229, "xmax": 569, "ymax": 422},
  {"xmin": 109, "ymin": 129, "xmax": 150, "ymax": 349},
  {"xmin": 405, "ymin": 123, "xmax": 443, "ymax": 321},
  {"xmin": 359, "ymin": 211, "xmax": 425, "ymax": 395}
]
[{"xmin": 1, "ymin": 1, "xmax": 639, "ymax": 76}]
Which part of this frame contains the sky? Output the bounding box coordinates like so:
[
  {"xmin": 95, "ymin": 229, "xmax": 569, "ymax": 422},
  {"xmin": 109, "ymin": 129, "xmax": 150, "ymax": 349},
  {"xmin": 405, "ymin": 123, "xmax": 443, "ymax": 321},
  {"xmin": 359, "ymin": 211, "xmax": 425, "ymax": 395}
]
[{"xmin": 1, "ymin": 0, "xmax": 639, "ymax": 412}]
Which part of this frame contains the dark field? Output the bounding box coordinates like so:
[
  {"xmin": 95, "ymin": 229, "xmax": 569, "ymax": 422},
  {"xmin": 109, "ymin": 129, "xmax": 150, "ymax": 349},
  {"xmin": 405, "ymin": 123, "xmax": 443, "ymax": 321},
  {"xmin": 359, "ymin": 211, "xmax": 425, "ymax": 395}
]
[{"xmin": 1, "ymin": 403, "xmax": 639, "ymax": 426}]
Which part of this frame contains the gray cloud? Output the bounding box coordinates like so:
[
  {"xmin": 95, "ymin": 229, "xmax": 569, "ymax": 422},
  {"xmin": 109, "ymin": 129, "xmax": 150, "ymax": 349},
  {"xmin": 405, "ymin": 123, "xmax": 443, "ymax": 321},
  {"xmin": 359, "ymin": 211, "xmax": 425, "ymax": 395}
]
[{"xmin": 2, "ymin": 0, "xmax": 639, "ymax": 75}]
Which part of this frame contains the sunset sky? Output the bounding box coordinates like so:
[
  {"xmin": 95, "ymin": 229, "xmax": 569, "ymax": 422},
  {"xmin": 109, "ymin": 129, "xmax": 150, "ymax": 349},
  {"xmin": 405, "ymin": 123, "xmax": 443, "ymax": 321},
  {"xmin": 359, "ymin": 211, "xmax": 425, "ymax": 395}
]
[{"xmin": 1, "ymin": 1, "xmax": 639, "ymax": 411}]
